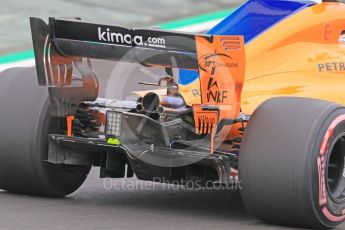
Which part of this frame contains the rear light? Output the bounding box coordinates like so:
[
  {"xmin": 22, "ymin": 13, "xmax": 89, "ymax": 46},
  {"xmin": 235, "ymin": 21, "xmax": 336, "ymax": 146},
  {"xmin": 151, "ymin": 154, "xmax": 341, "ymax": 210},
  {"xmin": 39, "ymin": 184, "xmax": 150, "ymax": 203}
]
[{"xmin": 105, "ymin": 111, "xmax": 123, "ymax": 137}]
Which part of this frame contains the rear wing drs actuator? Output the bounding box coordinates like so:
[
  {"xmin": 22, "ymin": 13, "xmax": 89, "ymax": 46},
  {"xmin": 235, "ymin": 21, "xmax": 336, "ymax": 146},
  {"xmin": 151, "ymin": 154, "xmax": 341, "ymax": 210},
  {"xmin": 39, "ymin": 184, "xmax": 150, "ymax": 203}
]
[{"xmin": 30, "ymin": 17, "xmax": 245, "ymax": 138}]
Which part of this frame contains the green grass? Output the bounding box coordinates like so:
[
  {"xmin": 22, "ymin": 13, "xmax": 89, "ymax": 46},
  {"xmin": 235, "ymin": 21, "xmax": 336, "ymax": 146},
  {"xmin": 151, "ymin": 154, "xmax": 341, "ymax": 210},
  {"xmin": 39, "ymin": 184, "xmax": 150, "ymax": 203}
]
[{"xmin": 0, "ymin": 50, "xmax": 35, "ymax": 65}]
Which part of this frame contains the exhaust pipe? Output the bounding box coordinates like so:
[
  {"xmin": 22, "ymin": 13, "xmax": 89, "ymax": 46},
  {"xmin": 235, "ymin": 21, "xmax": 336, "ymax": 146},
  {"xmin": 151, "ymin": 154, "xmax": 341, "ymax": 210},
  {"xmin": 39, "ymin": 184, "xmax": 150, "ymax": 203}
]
[
  {"xmin": 136, "ymin": 103, "xmax": 144, "ymax": 112},
  {"xmin": 142, "ymin": 93, "xmax": 186, "ymax": 112}
]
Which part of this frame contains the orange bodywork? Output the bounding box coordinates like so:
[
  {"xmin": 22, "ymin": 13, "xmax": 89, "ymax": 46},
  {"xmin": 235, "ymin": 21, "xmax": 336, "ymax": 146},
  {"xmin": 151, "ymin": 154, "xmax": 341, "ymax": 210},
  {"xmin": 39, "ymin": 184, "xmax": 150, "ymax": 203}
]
[
  {"xmin": 66, "ymin": 116, "xmax": 75, "ymax": 137},
  {"xmin": 192, "ymin": 35, "xmax": 245, "ymax": 144},
  {"xmin": 193, "ymin": 36, "xmax": 245, "ymax": 144},
  {"xmin": 132, "ymin": 2, "xmax": 345, "ymax": 147},
  {"xmin": 180, "ymin": 2, "xmax": 345, "ymax": 115},
  {"xmin": 192, "ymin": 105, "xmax": 219, "ymax": 154},
  {"xmin": 195, "ymin": 35, "xmax": 245, "ymax": 120}
]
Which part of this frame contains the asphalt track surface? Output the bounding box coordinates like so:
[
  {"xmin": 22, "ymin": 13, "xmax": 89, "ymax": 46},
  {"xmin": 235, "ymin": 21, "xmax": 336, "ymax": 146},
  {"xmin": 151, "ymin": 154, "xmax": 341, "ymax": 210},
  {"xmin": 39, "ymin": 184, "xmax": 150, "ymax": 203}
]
[
  {"xmin": 1, "ymin": 168, "xmax": 344, "ymax": 230},
  {"xmin": 0, "ymin": 168, "xmax": 300, "ymax": 230}
]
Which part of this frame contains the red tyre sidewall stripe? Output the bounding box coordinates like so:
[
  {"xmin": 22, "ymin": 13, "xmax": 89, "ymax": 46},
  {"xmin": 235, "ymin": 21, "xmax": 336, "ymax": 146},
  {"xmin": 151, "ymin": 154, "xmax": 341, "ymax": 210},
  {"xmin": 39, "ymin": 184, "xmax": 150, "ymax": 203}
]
[{"xmin": 318, "ymin": 114, "xmax": 345, "ymax": 222}]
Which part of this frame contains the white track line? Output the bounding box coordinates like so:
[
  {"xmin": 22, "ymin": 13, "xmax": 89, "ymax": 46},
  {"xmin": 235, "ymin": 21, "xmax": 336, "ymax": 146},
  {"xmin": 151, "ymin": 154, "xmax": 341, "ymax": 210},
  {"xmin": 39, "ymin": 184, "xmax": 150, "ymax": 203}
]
[
  {"xmin": 0, "ymin": 19, "xmax": 223, "ymax": 73},
  {"xmin": 0, "ymin": 59, "xmax": 36, "ymax": 72}
]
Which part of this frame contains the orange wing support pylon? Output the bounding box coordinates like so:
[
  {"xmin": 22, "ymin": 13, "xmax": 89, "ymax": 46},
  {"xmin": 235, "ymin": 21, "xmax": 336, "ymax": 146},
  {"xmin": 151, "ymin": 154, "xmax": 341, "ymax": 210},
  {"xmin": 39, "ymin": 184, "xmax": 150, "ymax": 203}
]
[{"xmin": 193, "ymin": 35, "xmax": 245, "ymax": 153}]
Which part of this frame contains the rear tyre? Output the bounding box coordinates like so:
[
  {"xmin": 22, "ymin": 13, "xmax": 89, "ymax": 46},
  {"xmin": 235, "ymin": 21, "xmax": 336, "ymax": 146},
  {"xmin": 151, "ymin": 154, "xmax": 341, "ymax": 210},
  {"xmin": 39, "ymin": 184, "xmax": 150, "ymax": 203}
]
[
  {"xmin": 0, "ymin": 67, "xmax": 90, "ymax": 197},
  {"xmin": 239, "ymin": 97, "xmax": 345, "ymax": 228}
]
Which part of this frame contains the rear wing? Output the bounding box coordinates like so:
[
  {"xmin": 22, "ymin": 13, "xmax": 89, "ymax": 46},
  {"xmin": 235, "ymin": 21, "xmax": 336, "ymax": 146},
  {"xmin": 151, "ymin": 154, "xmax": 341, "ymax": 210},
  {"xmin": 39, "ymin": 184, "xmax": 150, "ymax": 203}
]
[
  {"xmin": 31, "ymin": 17, "xmax": 205, "ymax": 86},
  {"xmin": 30, "ymin": 17, "xmax": 245, "ymax": 122}
]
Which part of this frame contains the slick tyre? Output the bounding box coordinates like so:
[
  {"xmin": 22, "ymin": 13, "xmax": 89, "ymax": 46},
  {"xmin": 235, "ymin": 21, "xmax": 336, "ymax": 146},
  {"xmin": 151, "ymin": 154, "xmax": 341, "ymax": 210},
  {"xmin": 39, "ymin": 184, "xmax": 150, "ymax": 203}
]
[
  {"xmin": 239, "ymin": 97, "xmax": 345, "ymax": 228},
  {"xmin": 0, "ymin": 67, "xmax": 90, "ymax": 197}
]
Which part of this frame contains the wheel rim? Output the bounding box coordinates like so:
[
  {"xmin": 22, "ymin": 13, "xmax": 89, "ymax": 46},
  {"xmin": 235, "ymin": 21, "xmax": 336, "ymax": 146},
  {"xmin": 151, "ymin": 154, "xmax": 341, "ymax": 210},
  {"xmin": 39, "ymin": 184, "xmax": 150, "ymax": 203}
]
[{"xmin": 327, "ymin": 132, "xmax": 345, "ymax": 203}]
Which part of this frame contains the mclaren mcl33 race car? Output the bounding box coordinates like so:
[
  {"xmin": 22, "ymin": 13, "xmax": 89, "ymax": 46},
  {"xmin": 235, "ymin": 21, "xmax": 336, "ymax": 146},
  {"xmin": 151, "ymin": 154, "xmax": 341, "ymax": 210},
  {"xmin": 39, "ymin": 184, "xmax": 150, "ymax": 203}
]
[{"xmin": 2, "ymin": 0, "xmax": 345, "ymax": 228}]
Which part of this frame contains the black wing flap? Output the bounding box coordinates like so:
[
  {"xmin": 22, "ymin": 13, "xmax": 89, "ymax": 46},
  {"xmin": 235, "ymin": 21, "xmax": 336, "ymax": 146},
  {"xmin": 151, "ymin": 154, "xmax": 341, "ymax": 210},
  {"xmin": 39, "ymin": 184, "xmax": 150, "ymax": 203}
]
[
  {"xmin": 52, "ymin": 18, "xmax": 198, "ymax": 52},
  {"xmin": 51, "ymin": 18, "xmax": 202, "ymax": 68}
]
